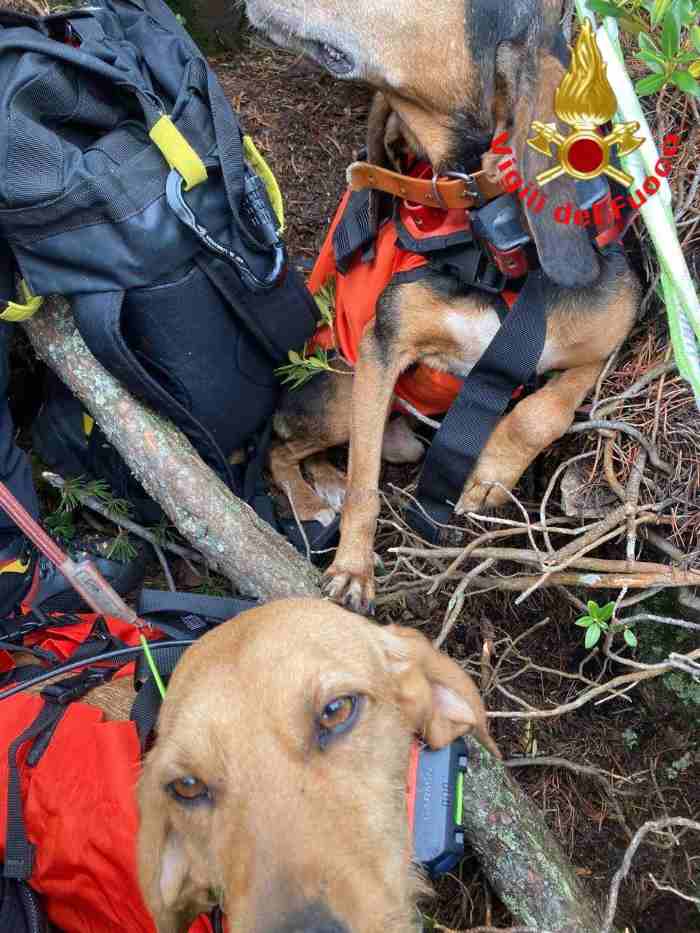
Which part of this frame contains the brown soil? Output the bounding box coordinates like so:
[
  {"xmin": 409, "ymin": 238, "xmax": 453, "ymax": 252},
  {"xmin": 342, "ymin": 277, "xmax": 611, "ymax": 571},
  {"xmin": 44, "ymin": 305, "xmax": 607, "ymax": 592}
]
[{"xmin": 214, "ymin": 33, "xmax": 700, "ymax": 933}]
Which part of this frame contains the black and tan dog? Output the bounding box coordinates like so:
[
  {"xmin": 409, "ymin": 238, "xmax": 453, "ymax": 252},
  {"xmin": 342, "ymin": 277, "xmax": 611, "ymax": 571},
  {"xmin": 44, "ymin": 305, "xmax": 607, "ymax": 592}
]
[{"xmin": 247, "ymin": 0, "xmax": 639, "ymax": 614}]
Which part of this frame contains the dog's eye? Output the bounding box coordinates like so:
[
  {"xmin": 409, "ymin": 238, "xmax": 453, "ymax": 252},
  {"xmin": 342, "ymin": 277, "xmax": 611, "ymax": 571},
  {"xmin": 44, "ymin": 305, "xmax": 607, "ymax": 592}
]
[
  {"xmin": 318, "ymin": 695, "xmax": 361, "ymax": 748},
  {"xmin": 167, "ymin": 776, "xmax": 210, "ymax": 804}
]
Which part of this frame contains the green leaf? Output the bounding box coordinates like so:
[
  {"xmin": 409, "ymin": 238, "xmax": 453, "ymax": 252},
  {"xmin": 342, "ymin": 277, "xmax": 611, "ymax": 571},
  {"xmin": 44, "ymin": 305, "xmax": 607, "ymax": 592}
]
[
  {"xmin": 575, "ymin": 616, "xmax": 595, "ymax": 627},
  {"xmin": 636, "ymin": 72, "xmax": 667, "ymax": 94},
  {"xmin": 588, "ymin": 0, "xmax": 624, "ymax": 17},
  {"xmin": 639, "ymin": 32, "xmax": 662, "ymax": 55},
  {"xmin": 624, "ymin": 628, "xmax": 639, "ymax": 647},
  {"xmin": 692, "ymin": 25, "xmax": 700, "ymax": 53},
  {"xmin": 672, "ymin": 69, "xmax": 700, "ymax": 94},
  {"xmin": 587, "ymin": 599, "xmax": 599, "ymax": 616},
  {"xmin": 585, "ymin": 624, "xmax": 602, "ymax": 649},
  {"xmin": 639, "ymin": 51, "xmax": 666, "ymax": 72},
  {"xmin": 675, "ymin": 0, "xmax": 694, "ymax": 25},
  {"xmin": 651, "ymin": 0, "xmax": 673, "ymax": 27},
  {"xmin": 597, "ymin": 601, "xmax": 616, "ymax": 622},
  {"xmin": 587, "ymin": 1, "xmax": 647, "ymax": 31},
  {"xmin": 662, "ymin": 11, "xmax": 680, "ymax": 58},
  {"xmin": 690, "ymin": 60, "xmax": 700, "ymax": 78},
  {"xmin": 679, "ymin": 0, "xmax": 697, "ymax": 24}
]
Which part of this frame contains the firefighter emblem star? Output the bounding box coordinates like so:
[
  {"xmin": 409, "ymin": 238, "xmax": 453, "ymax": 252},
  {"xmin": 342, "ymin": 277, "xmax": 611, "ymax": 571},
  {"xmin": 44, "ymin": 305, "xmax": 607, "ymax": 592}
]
[{"xmin": 527, "ymin": 19, "xmax": 643, "ymax": 187}]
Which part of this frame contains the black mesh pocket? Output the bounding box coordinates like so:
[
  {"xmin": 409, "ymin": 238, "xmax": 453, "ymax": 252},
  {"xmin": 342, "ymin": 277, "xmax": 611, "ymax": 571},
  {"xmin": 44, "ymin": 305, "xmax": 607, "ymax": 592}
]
[{"xmin": 5, "ymin": 113, "xmax": 62, "ymax": 205}]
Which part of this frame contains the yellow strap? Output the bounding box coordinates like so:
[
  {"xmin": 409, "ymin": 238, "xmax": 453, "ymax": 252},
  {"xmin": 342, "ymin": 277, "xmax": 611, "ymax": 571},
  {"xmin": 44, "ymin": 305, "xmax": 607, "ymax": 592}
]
[
  {"xmin": 0, "ymin": 280, "xmax": 44, "ymax": 322},
  {"xmin": 149, "ymin": 115, "xmax": 208, "ymax": 191},
  {"xmin": 243, "ymin": 135, "xmax": 285, "ymax": 233},
  {"xmin": 0, "ymin": 558, "xmax": 30, "ymax": 575}
]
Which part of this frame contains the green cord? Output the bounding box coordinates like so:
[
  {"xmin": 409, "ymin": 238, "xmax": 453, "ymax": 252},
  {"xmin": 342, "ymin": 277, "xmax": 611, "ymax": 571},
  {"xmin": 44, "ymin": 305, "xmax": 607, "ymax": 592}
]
[{"xmin": 140, "ymin": 634, "xmax": 167, "ymax": 699}]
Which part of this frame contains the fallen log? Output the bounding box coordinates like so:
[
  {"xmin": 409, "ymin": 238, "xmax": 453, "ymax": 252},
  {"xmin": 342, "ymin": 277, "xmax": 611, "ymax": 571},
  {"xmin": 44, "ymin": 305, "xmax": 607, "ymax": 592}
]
[
  {"xmin": 24, "ymin": 297, "xmax": 321, "ymax": 600},
  {"xmin": 461, "ymin": 737, "xmax": 613, "ymax": 933}
]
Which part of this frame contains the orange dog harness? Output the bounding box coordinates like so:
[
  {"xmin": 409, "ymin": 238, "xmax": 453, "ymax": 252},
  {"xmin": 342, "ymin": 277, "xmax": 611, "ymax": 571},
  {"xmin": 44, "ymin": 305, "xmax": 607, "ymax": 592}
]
[{"xmin": 307, "ymin": 163, "xmax": 521, "ymax": 418}]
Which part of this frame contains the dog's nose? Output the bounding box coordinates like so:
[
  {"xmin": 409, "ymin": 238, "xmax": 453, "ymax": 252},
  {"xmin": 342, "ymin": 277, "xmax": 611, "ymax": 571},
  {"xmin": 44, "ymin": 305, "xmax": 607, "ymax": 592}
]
[{"xmin": 270, "ymin": 901, "xmax": 349, "ymax": 933}]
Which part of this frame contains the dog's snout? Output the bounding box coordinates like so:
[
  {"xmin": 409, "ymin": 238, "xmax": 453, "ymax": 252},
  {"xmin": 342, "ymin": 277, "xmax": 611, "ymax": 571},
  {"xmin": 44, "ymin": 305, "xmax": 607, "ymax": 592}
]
[{"xmin": 270, "ymin": 901, "xmax": 349, "ymax": 933}]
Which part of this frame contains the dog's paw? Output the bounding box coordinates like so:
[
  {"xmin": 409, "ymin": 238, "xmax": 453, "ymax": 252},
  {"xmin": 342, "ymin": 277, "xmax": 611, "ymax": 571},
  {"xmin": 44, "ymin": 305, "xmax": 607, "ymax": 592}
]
[
  {"xmin": 455, "ymin": 477, "xmax": 510, "ymax": 514},
  {"xmin": 322, "ymin": 564, "xmax": 375, "ymax": 616}
]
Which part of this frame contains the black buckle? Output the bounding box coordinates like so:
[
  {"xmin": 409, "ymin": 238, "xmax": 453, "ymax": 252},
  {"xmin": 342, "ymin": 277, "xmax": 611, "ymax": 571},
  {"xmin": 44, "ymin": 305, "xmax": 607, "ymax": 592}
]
[
  {"xmin": 473, "ymin": 252, "xmax": 507, "ymax": 293},
  {"xmin": 41, "ymin": 667, "xmax": 113, "ymax": 705},
  {"xmin": 430, "ymin": 244, "xmax": 506, "ymax": 294}
]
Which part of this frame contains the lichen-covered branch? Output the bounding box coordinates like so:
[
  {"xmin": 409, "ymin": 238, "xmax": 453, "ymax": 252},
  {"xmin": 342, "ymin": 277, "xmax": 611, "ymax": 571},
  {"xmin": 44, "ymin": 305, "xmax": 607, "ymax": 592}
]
[
  {"xmin": 24, "ymin": 297, "xmax": 321, "ymax": 600},
  {"xmin": 461, "ymin": 737, "xmax": 612, "ymax": 933}
]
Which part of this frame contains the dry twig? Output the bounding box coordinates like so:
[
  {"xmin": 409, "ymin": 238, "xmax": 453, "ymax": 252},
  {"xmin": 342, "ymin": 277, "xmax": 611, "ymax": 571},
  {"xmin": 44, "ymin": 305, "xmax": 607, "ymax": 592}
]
[{"xmin": 602, "ymin": 818, "xmax": 700, "ymax": 933}]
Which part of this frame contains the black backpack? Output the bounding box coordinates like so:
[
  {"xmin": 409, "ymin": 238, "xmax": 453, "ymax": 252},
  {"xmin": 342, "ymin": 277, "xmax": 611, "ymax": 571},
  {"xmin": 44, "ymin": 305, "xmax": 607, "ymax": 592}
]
[{"xmin": 0, "ymin": 0, "xmax": 319, "ymax": 518}]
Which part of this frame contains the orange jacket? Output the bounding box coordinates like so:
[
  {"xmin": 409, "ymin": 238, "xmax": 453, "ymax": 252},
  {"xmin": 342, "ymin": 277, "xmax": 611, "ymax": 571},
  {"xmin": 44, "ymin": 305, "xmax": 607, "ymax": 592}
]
[
  {"xmin": 0, "ymin": 694, "xmax": 219, "ymax": 933},
  {"xmin": 0, "ymin": 613, "xmax": 219, "ymax": 933}
]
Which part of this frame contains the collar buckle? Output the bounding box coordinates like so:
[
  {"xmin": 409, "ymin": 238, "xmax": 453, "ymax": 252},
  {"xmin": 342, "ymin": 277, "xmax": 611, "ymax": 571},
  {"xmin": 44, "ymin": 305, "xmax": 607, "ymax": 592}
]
[{"xmin": 442, "ymin": 170, "xmax": 482, "ymax": 206}]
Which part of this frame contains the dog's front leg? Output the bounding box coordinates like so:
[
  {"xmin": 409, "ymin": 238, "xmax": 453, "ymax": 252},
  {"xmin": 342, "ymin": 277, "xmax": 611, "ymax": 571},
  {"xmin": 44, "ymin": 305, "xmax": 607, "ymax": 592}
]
[
  {"xmin": 323, "ymin": 323, "xmax": 408, "ymax": 615},
  {"xmin": 456, "ymin": 360, "xmax": 606, "ymax": 513}
]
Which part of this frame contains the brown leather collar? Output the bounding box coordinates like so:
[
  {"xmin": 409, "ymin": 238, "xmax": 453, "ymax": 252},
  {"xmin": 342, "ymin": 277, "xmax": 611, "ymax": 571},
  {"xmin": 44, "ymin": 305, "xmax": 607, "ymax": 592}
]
[{"xmin": 346, "ymin": 161, "xmax": 505, "ymax": 209}]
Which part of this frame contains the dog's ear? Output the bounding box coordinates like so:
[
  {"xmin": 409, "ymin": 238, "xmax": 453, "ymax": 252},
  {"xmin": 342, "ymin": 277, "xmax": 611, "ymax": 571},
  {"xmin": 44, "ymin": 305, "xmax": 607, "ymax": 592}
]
[
  {"xmin": 377, "ymin": 624, "xmax": 498, "ymax": 754},
  {"xmin": 137, "ymin": 768, "xmax": 199, "ymax": 933},
  {"xmin": 367, "ymin": 91, "xmax": 396, "ymax": 168},
  {"xmin": 514, "ymin": 51, "xmax": 601, "ymax": 287}
]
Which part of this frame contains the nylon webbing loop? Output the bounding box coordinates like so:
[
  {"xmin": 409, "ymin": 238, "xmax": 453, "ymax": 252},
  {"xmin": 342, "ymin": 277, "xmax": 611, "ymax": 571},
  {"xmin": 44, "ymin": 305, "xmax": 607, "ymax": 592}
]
[
  {"xmin": 4, "ymin": 668, "xmax": 114, "ymax": 880},
  {"xmin": 407, "ymin": 270, "xmax": 548, "ymax": 543},
  {"xmin": 3, "ymin": 668, "xmax": 114, "ymax": 881},
  {"xmin": 4, "ymin": 704, "xmax": 62, "ymax": 880},
  {"xmin": 149, "ymin": 115, "xmax": 207, "ymax": 191},
  {"xmin": 0, "ymin": 281, "xmax": 43, "ymax": 323}
]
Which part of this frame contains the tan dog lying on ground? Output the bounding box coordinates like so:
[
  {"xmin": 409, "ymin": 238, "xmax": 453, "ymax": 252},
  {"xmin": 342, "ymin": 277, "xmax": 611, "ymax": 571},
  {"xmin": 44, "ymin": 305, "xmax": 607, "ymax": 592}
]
[
  {"xmin": 248, "ymin": 0, "xmax": 640, "ymax": 615},
  {"xmin": 135, "ymin": 598, "xmax": 499, "ymax": 933}
]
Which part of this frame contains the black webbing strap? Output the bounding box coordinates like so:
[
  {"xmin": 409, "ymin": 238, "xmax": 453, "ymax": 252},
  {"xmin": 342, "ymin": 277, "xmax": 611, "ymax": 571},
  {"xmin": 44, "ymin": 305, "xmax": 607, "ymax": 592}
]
[
  {"xmin": 130, "ymin": 645, "xmax": 187, "ymax": 752},
  {"xmin": 131, "ymin": 589, "xmax": 257, "ymax": 750},
  {"xmin": 138, "ymin": 589, "xmax": 255, "ymax": 622},
  {"xmin": 4, "ymin": 669, "xmax": 112, "ymax": 880},
  {"xmin": 406, "ymin": 270, "xmax": 548, "ymax": 542},
  {"xmin": 4, "ymin": 706, "xmax": 58, "ymax": 880}
]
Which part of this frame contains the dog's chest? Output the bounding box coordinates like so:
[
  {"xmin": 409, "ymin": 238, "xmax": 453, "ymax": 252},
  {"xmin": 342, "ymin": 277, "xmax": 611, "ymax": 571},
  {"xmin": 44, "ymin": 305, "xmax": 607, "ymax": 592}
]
[{"xmin": 419, "ymin": 306, "xmax": 502, "ymax": 378}]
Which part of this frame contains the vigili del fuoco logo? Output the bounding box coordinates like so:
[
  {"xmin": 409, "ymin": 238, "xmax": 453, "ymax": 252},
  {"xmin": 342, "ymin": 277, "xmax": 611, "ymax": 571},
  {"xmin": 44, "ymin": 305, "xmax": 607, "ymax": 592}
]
[
  {"xmin": 527, "ymin": 19, "xmax": 643, "ymax": 187},
  {"xmin": 491, "ymin": 19, "xmax": 683, "ymax": 227}
]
